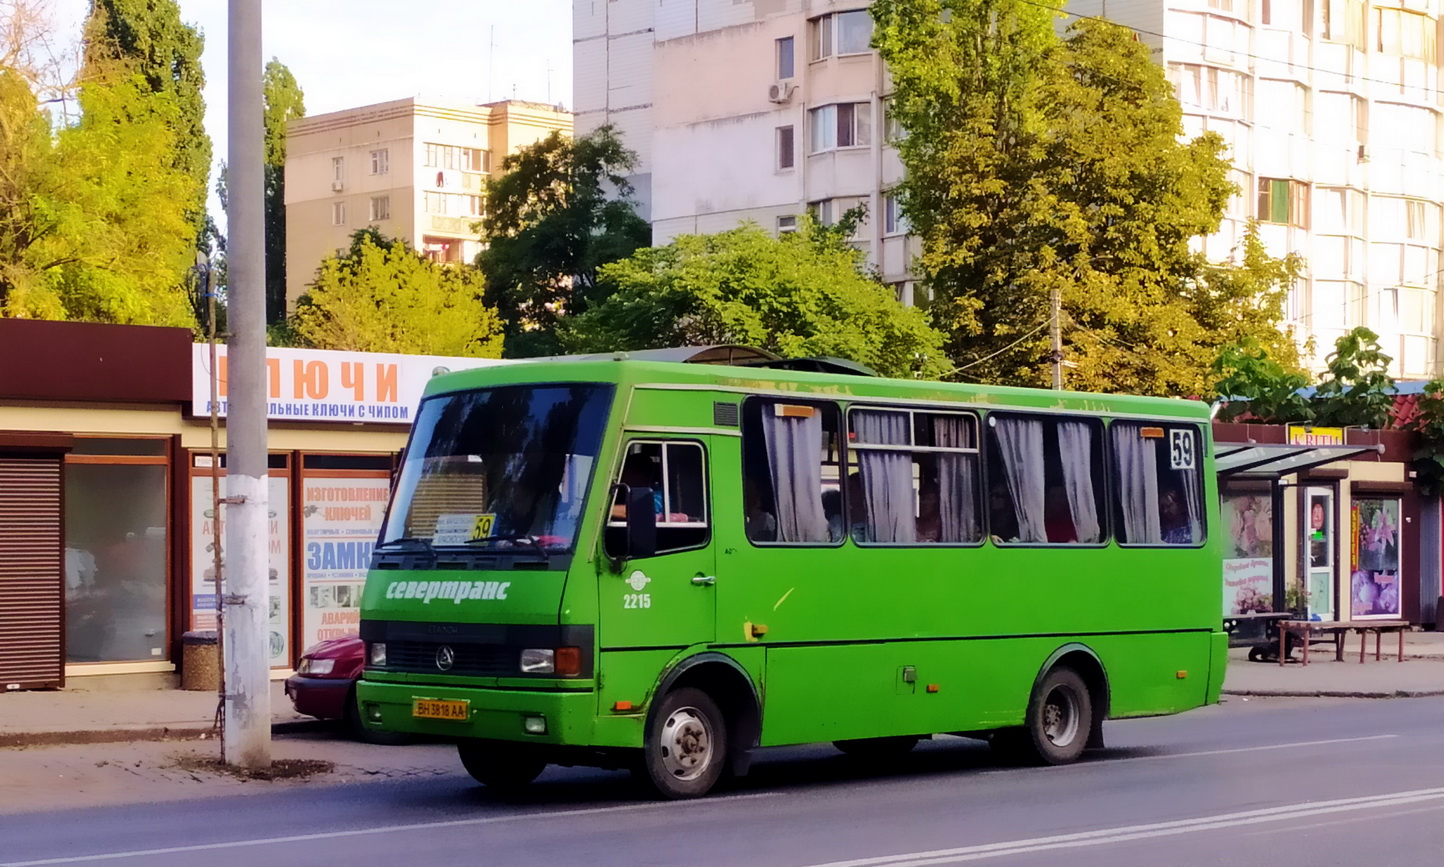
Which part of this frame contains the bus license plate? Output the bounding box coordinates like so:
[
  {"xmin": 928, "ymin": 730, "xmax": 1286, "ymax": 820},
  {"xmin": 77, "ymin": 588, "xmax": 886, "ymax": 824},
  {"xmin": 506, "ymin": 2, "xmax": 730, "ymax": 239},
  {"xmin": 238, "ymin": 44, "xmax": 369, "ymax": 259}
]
[{"xmin": 413, "ymin": 699, "xmax": 469, "ymax": 720}]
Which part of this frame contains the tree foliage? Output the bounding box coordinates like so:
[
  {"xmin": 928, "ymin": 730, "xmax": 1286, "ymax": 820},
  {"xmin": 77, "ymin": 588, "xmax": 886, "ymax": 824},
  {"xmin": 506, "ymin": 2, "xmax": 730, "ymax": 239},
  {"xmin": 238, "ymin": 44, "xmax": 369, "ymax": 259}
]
[
  {"xmin": 263, "ymin": 58, "xmax": 305, "ymax": 323},
  {"xmin": 293, "ymin": 230, "xmax": 504, "ymax": 358},
  {"xmin": 84, "ymin": 0, "xmax": 210, "ymax": 251},
  {"xmin": 0, "ymin": 58, "xmax": 198, "ymax": 325},
  {"xmin": 1312, "ymin": 327, "xmax": 1397, "ymax": 429},
  {"xmin": 1211, "ymin": 338, "xmax": 1311, "ymax": 423},
  {"xmin": 477, "ymin": 125, "xmax": 650, "ymax": 357},
  {"xmin": 872, "ymin": 2, "xmax": 1301, "ymax": 395},
  {"xmin": 561, "ymin": 219, "xmax": 949, "ymax": 380}
]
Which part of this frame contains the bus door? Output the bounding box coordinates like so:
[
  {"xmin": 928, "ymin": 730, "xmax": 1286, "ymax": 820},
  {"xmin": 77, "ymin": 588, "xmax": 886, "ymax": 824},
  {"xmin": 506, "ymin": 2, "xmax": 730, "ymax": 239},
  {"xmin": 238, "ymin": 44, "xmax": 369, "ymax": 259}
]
[{"xmin": 599, "ymin": 438, "xmax": 716, "ymax": 650}]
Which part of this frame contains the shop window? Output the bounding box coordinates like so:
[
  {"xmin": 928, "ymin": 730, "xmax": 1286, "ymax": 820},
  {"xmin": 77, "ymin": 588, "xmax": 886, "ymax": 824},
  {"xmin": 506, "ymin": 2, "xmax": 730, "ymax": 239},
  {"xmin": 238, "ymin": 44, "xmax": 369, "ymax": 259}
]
[
  {"xmin": 1110, "ymin": 422, "xmax": 1206, "ymax": 546},
  {"xmin": 846, "ymin": 407, "xmax": 982, "ymax": 545},
  {"xmin": 742, "ymin": 399, "xmax": 843, "ymax": 545},
  {"xmin": 985, "ymin": 413, "xmax": 1107, "ymax": 545},
  {"xmin": 64, "ymin": 460, "xmax": 169, "ymax": 663},
  {"xmin": 302, "ymin": 454, "xmax": 393, "ymax": 470},
  {"xmin": 608, "ymin": 441, "xmax": 709, "ymax": 554}
]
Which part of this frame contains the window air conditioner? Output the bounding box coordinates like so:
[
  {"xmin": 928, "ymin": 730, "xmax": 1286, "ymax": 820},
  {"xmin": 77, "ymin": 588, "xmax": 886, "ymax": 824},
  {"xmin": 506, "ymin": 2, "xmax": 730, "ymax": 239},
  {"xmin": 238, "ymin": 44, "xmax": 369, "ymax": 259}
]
[
  {"xmin": 768, "ymin": 81, "xmax": 796, "ymax": 104},
  {"xmin": 1357, "ymin": 143, "xmax": 1370, "ymax": 163},
  {"xmin": 331, "ymin": 179, "xmax": 344, "ymax": 192}
]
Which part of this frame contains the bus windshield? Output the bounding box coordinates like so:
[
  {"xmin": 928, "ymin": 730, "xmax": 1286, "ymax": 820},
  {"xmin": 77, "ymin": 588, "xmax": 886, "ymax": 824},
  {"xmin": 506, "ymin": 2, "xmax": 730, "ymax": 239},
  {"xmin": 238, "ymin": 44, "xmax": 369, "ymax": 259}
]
[{"xmin": 381, "ymin": 384, "xmax": 613, "ymax": 552}]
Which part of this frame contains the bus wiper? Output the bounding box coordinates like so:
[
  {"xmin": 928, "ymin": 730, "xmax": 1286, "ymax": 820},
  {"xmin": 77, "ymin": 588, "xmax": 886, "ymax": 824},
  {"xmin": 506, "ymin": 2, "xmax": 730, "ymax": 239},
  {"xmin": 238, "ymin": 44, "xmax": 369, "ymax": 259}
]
[
  {"xmin": 464, "ymin": 534, "xmax": 550, "ymax": 559},
  {"xmin": 375, "ymin": 537, "xmax": 437, "ymax": 560}
]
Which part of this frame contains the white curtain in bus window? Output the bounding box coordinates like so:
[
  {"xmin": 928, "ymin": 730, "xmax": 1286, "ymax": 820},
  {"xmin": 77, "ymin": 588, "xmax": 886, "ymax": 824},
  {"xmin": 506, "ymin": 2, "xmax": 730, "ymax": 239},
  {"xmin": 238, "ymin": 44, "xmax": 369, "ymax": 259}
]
[
  {"xmin": 991, "ymin": 417, "xmax": 1047, "ymax": 542},
  {"xmin": 761, "ymin": 404, "xmax": 830, "ymax": 542},
  {"xmin": 1112, "ymin": 423, "xmax": 1203, "ymax": 545},
  {"xmin": 932, "ymin": 415, "xmax": 980, "ymax": 543},
  {"xmin": 851, "ymin": 409, "xmax": 916, "ymax": 544},
  {"xmin": 1057, "ymin": 421, "xmax": 1102, "ymax": 543}
]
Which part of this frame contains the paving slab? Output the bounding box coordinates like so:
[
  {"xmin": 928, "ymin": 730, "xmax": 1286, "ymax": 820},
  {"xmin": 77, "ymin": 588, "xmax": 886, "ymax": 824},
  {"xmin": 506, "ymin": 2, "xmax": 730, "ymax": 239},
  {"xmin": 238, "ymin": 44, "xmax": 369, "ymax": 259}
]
[{"xmin": 1222, "ymin": 629, "xmax": 1444, "ymax": 697}]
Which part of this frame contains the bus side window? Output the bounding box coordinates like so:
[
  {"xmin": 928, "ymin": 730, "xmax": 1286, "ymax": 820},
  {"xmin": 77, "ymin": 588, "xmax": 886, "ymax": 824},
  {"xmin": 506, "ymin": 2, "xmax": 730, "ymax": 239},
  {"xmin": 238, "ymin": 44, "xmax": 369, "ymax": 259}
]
[
  {"xmin": 847, "ymin": 407, "xmax": 982, "ymax": 545},
  {"xmin": 986, "ymin": 413, "xmax": 1106, "ymax": 546},
  {"xmin": 742, "ymin": 399, "xmax": 842, "ymax": 545},
  {"xmin": 1110, "ymin": 423, "xmax": 1205, "ymax": 546},
  {"xmin": 609, "ymin": 441, "xmax": 710, "ymax": 554}
]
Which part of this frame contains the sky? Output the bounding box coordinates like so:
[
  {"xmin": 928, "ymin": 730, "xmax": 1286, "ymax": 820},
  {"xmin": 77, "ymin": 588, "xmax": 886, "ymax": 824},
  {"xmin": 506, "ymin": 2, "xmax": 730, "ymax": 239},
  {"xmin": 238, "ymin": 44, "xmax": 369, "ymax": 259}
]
[{"xmin": 50, "ymin": 0, "xmax": 573, "ymax": 213}]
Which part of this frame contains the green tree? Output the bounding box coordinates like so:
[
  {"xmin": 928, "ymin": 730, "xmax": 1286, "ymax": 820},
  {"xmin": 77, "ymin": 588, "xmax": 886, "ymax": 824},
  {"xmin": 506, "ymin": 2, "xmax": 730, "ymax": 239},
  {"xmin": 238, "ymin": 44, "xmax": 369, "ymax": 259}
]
[
  {"xmin": 872, "ymin": 3, "xmax": 1300, "ymax": 395},
  {"xmin": 293, "ymin": 230, "xmax": 504, "ymax": 357},
  {"xmin": 0, "ymin": 61, "xmax": 198, "ymax": 325},
  {"xmin": 83, "ymin": 0, "xmax": 210, "ymax": 253},
  {"xmin": 263, "ymin": 58, "xmax": 305, "ymax": 324},
  {"xmin": 477, "ymin": 125, "xmax": 650, "ymax": 357},
  {"xmin": 560, "ymin": 219, "xmax": 949, "ymax": 380},
  {"xmin": 1313, "ymin": 326, "xmax": 1397, "ymax": 429},
  {"xmin": 1211, "ymin": 338, "xmax": 1312, "ymax": 423}
]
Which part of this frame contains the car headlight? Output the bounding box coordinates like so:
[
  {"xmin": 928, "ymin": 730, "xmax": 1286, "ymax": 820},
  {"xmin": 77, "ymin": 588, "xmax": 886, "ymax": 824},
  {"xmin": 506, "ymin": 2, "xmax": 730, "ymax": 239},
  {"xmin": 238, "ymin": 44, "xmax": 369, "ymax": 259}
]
[
  {"xmin": 520, "ymin": 648, "xmax": 555, "ymax": 674},
  {"xmin": 368, "ymin": 642, "xmax": 387, "ymax": 666},
  {"xmin": 299, "ymin": 657, "xmax": 335, "ymax": 676}
]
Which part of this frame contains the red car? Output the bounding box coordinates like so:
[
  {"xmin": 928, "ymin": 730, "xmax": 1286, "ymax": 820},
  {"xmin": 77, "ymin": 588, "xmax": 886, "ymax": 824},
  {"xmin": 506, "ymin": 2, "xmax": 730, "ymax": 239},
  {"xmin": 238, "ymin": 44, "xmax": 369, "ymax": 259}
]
[{"xmin": 285, "ymin": 636, "xmax": 407, "ymax": 743}]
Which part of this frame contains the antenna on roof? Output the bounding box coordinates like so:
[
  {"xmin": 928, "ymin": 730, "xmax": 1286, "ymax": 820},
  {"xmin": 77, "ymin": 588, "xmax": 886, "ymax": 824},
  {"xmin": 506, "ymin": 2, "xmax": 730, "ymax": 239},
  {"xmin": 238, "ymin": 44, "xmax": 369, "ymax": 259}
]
[
  {"xmin": 547, "ymin": 59, "xmax": 553, "ymax": 105},
  {"xmin": 487, "ymin": 25, "xmax": 495, "ymax": 103}
]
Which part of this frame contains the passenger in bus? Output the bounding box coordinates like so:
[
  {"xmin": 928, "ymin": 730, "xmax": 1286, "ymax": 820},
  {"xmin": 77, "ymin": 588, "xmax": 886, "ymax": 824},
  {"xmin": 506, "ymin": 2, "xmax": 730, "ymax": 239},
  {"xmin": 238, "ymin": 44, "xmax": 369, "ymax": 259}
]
[
  {"xmin": 1044, "ymin": 485, "xmax": 1077, "ymax": 544},
  {"xmin": 1161, "ymin": 487, "xmax": 1193, "ymax": 544},
  {"xmin": 846, "ymin": 472, "xmax": 870, "ymax": 542},
  {"xmin": 989, "ymin": 481, "xmax": 1019, "ymax": 543},
  {"xmin": 915, "ymin": 474, "xmax": 942, "ymax": 544},
  {"xmin": 744, "ymin": 475, "xmax": 778, "ymax": 542}
]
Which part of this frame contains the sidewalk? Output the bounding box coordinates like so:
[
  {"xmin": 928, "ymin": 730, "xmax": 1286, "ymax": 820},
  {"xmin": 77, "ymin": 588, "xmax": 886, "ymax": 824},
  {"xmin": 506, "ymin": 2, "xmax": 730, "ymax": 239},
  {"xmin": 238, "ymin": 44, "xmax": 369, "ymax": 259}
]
[
  {"xmin": 1222, "ymin": 628, "xmax": 1444, "ymax": 698},
  {"xmin": 0, "ymin": 680, "xmax": 309, "ymax": 748}
]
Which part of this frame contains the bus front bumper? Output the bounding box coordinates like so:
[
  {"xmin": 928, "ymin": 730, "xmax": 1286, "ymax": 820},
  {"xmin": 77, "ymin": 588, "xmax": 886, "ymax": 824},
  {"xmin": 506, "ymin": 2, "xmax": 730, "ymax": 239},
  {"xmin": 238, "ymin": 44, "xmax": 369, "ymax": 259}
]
[{"xmin": 355, "ymin": 680, "xmax": 595, "ymax": 744}]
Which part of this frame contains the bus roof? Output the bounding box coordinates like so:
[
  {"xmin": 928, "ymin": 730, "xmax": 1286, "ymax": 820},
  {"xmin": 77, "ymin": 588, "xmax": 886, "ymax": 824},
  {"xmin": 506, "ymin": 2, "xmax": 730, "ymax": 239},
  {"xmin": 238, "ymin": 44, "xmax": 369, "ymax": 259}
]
[{"xmin": 421, "ymin": 356, "xmax": 1211, "ymax": 421}]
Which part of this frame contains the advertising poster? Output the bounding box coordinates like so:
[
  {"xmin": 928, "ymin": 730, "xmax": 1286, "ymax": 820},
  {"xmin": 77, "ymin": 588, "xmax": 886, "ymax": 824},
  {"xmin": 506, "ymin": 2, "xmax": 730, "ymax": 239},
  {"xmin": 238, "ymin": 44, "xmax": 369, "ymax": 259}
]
[
  {"xmin": 191, "ymin": 474, "xmax": 292, "ymax": 666},
  {"xmin": 301, "ymin": 477, "xmax": 389, "ymax": 653},
  {"xmin": 1351, "ymin": 498, "xmax": 1401, "ymax": 619},
  {"xmin": 1221, "ymin": 493, "xmax": 1274, "ymax": 615}
]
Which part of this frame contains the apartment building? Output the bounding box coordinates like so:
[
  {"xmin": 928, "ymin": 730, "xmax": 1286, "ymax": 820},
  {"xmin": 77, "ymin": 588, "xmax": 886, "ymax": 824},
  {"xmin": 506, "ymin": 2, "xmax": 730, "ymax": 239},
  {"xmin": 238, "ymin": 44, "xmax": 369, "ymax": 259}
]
[
  {"xmin": 573, "ymin": 0, "xmax": 1443, "ymax": 376},
  {"xmin": 284, "ymin": 98, "xmax": 572, "ymax": 310}
]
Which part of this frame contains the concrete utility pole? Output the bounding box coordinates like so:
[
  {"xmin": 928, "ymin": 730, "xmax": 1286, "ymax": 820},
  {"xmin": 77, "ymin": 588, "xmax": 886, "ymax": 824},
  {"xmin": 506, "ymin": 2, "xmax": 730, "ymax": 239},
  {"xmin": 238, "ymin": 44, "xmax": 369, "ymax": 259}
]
[
  {"xmin": 1050, "ymin": 282, "xmax": 1064, "ymax": 391},
  {"xmin": 223, "ymin": 0, "xmax": 270, "ymax": 770}
]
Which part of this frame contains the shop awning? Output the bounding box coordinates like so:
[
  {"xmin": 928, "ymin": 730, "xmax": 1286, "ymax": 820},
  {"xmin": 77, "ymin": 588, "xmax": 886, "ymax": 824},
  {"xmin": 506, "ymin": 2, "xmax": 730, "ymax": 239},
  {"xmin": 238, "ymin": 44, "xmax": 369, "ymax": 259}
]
[{"xmin": 1214, "ymin": 442, "xmax": 1383, "ymax": 479}]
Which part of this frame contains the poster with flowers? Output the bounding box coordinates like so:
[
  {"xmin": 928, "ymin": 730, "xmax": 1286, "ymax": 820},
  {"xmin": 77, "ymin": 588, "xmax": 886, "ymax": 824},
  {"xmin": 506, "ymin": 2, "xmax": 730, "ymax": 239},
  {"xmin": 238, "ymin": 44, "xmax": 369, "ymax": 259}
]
[
  {"xmin": 1221, "ymin": 493, "xmax": 1274, "ymax": 616},
  {"xmin": 1350, "ymin": 498, "xmax": 1401, "ymax": 619}
]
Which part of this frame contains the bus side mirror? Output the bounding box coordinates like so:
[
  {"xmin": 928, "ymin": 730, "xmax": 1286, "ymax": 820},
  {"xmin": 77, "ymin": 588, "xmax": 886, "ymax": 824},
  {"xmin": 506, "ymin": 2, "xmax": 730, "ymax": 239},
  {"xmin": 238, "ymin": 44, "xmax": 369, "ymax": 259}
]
[{"xmin": 604, "ymin": 484, "xmax": 657, "ymax": 566}]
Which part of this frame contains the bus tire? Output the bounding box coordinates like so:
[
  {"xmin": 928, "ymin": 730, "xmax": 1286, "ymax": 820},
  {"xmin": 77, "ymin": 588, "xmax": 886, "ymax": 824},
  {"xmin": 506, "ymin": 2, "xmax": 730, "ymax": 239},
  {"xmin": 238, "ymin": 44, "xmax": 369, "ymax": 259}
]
[
  {"xmin": 458, "ymin": 739, "xmax": 548, "ymax": 790},
  {"xmin": 641, "ymin": 687, "xmax": 727, "ymax": 799},
  {"xmin": 833, "ymin": 736, "xmax": 920, "ymax": 758},
  {"xmin": 1021, "ymin": 666, "xmax": 1092, "ymax": 765}
]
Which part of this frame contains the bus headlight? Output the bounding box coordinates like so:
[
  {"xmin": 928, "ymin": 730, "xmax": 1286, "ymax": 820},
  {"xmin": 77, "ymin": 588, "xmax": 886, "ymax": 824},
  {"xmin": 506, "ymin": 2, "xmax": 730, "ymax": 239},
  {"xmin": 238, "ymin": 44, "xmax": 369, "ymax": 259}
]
[
  {"xmin": 368, "ymin": 642, "xmax": 387, "ymax": 666},
  {"xmin": 520, "ymin": 648, "xmax": 554, "ymax": 673}
]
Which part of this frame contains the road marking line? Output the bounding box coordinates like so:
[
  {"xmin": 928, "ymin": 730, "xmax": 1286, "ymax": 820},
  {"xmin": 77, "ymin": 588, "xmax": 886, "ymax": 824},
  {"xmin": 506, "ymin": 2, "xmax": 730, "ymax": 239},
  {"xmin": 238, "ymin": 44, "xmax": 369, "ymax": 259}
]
[
  {"xmin": 1237, "ymin": 802, "xmax": 1444, "ymax": 840},
  {"xmin": 1106, "ymin": 733, "xmax": 1398, "ymax": 763},
  {"xmin": 799, "ymin": 786, "xmax": 1444, "ymax": 867},
  {"xmin": 0, "ymin": 792, "xmax": 781, "ymax": 866}
]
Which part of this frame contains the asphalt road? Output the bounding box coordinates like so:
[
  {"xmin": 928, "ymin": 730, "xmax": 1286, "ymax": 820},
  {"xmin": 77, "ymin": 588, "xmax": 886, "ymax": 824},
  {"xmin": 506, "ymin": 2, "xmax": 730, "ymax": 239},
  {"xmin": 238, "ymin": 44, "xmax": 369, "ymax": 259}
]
[{"xmin": 3, "ymin": 696, "xmax": 1443, "ymax": 867}]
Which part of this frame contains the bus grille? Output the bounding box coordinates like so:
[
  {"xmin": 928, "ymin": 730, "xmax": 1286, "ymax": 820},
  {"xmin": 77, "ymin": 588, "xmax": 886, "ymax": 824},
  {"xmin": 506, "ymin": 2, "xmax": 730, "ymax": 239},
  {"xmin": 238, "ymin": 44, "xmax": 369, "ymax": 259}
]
[{"xmin": 385, "ymin": 640, "xmax": 517, "ymax": 676}]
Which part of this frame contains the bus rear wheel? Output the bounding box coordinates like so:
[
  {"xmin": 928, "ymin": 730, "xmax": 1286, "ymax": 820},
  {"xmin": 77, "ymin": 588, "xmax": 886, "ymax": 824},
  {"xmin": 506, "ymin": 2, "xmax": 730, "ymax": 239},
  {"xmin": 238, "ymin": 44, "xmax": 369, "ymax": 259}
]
[
  {"xmin": 833, "ymin": 736, "xmax": 920, "ymax": 758},
  {"xmin": 640, "ymin": 687, "xmax": 727, "ymax": 799},
  {"xmin": 1016, "ymin": 666, "xmax": 1092, "ymax": 766},
  {"xmin": 458, "ymin": 739, "xmax": 548, "ymax": 790}
]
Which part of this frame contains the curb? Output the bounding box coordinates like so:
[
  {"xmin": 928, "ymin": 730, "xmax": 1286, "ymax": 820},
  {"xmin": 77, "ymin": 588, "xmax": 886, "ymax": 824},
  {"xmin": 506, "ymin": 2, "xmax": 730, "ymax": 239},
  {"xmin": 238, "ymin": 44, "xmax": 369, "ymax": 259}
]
[
  {"xmin": 1222, "ymin": 688, "xmax": 1444, "ymax": 699},
  {"xmin": 0, "ymin": 719, "xmax": 329, "ymax": 750}
]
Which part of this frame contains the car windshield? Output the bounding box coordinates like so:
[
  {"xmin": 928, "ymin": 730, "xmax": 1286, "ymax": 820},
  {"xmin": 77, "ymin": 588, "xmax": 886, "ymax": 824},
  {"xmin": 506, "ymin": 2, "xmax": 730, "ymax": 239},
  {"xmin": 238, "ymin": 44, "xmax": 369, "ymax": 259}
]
[{"xmin": 381, "ymin": 384, "xmax": 613, "ymax": 552}]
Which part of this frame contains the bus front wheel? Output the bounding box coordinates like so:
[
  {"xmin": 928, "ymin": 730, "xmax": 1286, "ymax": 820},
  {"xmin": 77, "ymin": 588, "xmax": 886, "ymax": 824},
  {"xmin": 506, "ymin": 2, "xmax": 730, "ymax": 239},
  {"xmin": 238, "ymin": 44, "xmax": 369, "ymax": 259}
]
[
  {"xmin": 1015, "ymin": 666, "xmax": 1092, "ymax": 766},
  {"xmin": 640, "ymin": 687, "xmax": 727, "ymax": 799},
  {"xmin": 458, "ymin": 739, "xmax": 548, "ymax": 790}
]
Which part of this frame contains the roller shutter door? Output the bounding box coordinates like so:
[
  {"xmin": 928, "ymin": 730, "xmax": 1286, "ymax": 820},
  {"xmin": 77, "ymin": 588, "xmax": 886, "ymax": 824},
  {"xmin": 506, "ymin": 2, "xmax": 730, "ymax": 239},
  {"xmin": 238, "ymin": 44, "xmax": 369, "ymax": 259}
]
[{"xmin": 0, "ymin": 457, "xmax": 63, "ymax": 689}]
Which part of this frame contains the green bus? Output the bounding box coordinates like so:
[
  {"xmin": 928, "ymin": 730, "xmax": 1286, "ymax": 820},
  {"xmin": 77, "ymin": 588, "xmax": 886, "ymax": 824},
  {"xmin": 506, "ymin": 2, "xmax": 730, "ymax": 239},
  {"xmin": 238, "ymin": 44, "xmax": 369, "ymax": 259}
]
[{"xmin": 356, "ymin": 351, "xmax": 1225, "ymax": 799}]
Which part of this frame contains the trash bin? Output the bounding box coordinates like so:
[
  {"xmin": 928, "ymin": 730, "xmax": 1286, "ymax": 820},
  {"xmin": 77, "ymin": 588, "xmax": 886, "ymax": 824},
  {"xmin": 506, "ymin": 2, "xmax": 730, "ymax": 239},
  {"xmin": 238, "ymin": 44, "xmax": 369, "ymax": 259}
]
[{"xmin": 180, "ymin": 631, "xmax": 219, "ymax": 691}]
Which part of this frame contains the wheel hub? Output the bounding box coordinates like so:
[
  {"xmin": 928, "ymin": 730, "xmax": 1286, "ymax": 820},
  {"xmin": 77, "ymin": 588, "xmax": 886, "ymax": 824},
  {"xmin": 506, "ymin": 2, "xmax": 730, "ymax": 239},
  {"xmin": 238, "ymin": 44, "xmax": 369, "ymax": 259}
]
[
  {"xmin": 1042, "ymin": 687, "xmax": 1080, "ymax": 747},
  {"xmin": 659, "ymin": 707, "xmax": 713, "ymax": 780}
]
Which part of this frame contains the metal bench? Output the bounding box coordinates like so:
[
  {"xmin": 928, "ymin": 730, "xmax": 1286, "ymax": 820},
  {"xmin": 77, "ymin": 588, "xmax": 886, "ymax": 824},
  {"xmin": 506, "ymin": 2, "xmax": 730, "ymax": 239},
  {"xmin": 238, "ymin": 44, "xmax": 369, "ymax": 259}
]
[{"xmin": 1276, "ymin": 620, "xmax": 1410, "ymax": 666}]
